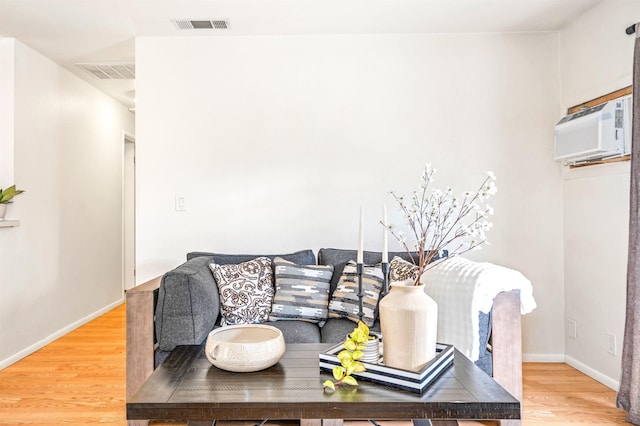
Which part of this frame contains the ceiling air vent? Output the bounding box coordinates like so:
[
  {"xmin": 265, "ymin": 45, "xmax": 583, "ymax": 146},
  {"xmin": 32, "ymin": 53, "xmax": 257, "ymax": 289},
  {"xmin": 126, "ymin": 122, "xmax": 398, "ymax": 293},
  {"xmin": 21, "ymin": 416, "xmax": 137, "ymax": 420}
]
[
  {"xmin": 76, "ymin": 63, "xmax": 135, "ymax": 80},
  {"xmin": 172, "ymin": 19, "xmax": 231, "ymax": 30}
]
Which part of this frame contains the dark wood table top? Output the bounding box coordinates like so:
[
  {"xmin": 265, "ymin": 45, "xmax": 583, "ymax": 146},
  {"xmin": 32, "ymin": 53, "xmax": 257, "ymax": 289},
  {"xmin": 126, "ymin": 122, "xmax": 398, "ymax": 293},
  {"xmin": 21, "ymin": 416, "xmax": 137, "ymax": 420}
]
[{"xmin": 127, "ymin": 343, "xmax": 520, "ymax": 422}]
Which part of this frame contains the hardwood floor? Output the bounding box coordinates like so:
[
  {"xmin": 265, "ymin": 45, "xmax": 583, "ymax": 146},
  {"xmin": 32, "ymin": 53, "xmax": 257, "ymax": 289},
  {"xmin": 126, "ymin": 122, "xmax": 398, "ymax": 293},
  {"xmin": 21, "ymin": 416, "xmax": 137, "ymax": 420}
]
[
  {"xmin": 0, "ymin": 303, "xmax": 631, "ymax": 425},
  {"xmin": 0, "ymin": 301, "xmax": 127, "ymax": 425}
]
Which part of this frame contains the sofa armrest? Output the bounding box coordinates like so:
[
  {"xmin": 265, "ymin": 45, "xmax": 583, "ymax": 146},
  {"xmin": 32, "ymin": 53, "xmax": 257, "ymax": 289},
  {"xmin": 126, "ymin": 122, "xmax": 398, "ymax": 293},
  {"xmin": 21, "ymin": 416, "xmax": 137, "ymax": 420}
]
[
  {"xmin": 155, "ymin": 256, "xmax": 220, "ymax": 352},
  {"xmin": 126, "ymin": 276, "xmax": 161, "ymax": 402},
  {"xmin": 491, "ymin": 290, "xmax": 523, "ymax": 425}
]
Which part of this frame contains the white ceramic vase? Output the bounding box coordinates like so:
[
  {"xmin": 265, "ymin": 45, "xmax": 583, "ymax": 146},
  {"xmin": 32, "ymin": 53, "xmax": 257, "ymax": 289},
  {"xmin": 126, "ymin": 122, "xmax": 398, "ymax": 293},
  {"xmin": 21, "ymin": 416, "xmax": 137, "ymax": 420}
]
[
  {"xmin": 379, "ymin": 280, "xmax": 438, "ymax": 371},
  {"xmin": 0, "ymin": 203, "xmax": 7, "ymax": 221}
]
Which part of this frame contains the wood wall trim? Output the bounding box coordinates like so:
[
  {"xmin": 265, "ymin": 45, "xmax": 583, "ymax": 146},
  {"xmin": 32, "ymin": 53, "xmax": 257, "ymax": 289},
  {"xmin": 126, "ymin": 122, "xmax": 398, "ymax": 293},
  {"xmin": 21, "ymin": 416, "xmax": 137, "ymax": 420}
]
[
  {"xmin": 567, "ymin": 86, "xmax": 632, "ymax": 114},
  {"xmin": 569, "ymin": 154, "xmax": 631, "ymax": 168}
]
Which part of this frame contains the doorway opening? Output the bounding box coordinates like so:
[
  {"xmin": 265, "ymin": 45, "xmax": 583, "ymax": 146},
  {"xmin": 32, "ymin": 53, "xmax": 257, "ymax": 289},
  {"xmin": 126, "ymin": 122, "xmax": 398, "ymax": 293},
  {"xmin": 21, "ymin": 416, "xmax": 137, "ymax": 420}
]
[{"xmin": 123, "ymin": 132, "xmax": 135, "ymax": 291}]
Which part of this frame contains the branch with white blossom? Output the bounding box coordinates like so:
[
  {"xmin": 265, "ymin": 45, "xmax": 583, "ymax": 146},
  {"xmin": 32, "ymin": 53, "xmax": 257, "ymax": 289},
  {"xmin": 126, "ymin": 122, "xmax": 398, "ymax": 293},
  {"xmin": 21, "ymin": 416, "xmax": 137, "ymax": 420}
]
[{"xmin": 381, "ymin": 165, "xmax": 497, "ymax": 285}]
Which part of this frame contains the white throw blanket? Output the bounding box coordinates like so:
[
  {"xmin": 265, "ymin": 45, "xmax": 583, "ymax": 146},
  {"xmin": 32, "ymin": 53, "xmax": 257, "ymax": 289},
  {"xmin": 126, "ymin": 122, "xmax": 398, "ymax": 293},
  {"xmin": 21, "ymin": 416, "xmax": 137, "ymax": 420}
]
[{"xmin": 421, "ymin": 256, "xmax": 537, "ymax": 362}]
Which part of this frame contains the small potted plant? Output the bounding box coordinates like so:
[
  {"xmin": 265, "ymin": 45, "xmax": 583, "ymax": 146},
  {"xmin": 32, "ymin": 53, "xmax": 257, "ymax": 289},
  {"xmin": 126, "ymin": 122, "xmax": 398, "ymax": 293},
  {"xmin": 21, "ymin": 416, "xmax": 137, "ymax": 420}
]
[{"xmin": 0, "ymin": 185, "xmax": 25, "ymax": 220}]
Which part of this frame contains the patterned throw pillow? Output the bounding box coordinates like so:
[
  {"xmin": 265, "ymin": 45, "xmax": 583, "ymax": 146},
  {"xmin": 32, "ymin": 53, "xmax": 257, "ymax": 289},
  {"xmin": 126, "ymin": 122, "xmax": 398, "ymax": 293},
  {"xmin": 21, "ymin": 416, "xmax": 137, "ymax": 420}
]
[
  {"xmin": 209, "ymin": 257, "xmax": 274, "ymax": 326},
  {"xmin": 269, "ymin": 257, "xmax": 334, "ymax": 324},
  {"xmin": 389, "ymin": 256, "xmax": 419, "ymax": 283},
  {"xmin": 328, "ymin": 261, "xmax": 384, "ymax": 326}
]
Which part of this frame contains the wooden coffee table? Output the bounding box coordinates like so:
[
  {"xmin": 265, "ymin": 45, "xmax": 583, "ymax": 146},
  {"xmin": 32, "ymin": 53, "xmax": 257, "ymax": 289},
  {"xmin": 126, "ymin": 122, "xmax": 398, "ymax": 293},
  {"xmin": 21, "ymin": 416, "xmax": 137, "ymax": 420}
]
[{"xmin": 127, "ymin": 344, "xmax": 520, "ymax": 426}]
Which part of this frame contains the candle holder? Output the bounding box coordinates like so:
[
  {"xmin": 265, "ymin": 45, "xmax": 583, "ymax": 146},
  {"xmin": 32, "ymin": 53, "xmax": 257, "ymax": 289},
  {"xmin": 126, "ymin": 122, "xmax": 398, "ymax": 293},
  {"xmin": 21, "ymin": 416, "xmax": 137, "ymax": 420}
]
[
  {"xmin": 381, "ymin": 261, "xmax": 390, "ymax": 297},
  {"xmin": 357, "ymin": 262, "xmax": 364, "ymax": 324}
]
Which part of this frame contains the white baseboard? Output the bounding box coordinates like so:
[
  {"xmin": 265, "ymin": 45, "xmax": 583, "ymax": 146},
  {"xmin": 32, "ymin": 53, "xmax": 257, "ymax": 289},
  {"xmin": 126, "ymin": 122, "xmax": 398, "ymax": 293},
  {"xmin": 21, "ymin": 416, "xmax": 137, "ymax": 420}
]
[
  {"xmin": 565, "ymin": 355, "xmax": 620, "ymax": 391},
  {"xmin": 523, "ymin": 353, "xmax": 620, "ymax": 391},
  {"xmin": 523, "ymin": 353, "xmax": 565, "ymax": 362},
  {"xmin": 0, "ymin": 297, "xmax": 124, "ymax": 370}
]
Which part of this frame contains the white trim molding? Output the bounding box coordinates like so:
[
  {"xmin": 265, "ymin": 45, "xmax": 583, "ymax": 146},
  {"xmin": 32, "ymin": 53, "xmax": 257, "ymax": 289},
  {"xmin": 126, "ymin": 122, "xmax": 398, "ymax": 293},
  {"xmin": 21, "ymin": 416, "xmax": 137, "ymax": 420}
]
[
  {"xmin": 565, "ymin": 355, "xmax": 620, "ymax": 391},
  {"xmin": 0, "ymin": 298, "xmax": 124, "ymax": 370}
]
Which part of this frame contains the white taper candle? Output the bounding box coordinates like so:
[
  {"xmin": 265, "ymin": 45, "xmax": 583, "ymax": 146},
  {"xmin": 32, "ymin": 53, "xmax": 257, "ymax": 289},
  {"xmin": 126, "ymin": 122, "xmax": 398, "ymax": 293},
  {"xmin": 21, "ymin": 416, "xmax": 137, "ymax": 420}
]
[
  {"xmin": 357, "ymin": 207, "xmax": 364, "ymax": 264},
  {"xmin": 382, "ymin": 204, "xmax": 388, "ymax": 263}
]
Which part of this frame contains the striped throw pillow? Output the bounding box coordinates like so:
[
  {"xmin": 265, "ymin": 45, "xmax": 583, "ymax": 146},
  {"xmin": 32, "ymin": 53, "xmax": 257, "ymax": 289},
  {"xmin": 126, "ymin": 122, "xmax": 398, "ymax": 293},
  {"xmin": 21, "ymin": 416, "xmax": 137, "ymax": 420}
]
[
  {"xmin": 269, "ymin": 257, "xmax": 334, "ymax": 324},
  {"xmin": 328, "ymin": 261, "xmax": 384, "ymax": 326}
]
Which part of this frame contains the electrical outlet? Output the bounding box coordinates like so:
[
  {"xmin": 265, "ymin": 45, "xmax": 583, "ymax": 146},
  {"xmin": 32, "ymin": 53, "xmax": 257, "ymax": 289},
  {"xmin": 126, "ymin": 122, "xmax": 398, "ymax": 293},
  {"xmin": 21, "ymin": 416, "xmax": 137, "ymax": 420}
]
[
  {"xmin": 175, "ymin": 194, "xmax": 186, "ymax": 212},
  {"xmin": 568, "ymin": 319, "xmax": 577, "ymax": 339},
  {"xmin": 607, "ymin": 333, "xmax": 617, "ymax": 355}
]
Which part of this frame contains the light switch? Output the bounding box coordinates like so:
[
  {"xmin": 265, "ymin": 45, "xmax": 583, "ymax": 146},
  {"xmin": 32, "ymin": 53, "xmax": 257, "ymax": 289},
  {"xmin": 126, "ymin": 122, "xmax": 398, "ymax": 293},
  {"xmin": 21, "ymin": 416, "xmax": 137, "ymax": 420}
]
[{"xmin": 175, "ymin": 195, "xmax": 186, "ymax": 212}]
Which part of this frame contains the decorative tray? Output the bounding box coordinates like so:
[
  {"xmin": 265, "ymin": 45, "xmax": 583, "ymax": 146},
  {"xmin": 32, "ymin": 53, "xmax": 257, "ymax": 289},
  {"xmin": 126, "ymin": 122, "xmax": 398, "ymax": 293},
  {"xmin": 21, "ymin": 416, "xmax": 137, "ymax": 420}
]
[{"xmin": 319, "ymin": 342, "xmax": 454, "ymax": 394}]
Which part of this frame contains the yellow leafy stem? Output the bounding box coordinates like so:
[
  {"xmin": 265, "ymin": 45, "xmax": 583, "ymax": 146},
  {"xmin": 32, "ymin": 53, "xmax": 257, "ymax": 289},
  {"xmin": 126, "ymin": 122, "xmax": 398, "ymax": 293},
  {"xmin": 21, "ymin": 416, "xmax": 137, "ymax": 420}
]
[{"xmin": 323, "ymin": 321, "xmax": 370, "ymax": 392}]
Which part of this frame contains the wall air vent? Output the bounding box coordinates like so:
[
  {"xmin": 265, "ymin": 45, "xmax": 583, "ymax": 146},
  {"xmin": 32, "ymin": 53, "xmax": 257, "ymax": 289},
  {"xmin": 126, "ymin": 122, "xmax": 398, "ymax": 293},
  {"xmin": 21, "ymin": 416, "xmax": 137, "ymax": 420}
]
[
  {"xmin": 76, "ymin": 63, "xmax": 135, "ymax": 80},
  {"xmin": 172, "ymin": 19, "xmax": 231, "ymax": 30}
]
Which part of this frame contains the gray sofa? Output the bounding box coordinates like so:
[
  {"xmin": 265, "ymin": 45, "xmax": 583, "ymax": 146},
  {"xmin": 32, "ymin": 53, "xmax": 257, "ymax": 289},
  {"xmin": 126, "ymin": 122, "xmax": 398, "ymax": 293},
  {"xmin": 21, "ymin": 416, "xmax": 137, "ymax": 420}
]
[
  {"xmin": 153, "ymin": 248, "xmax": 492, "ymax": 373},
  {"xmin": 126, "ymin": 248, "xmax": 524, "ymax": 425}
]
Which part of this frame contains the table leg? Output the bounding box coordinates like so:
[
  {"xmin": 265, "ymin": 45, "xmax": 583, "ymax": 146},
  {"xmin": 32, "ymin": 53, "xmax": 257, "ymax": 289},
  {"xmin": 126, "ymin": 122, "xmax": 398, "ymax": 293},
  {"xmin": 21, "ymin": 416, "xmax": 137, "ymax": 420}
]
[
  {"xmin": 301, "ymin": 420, "xmax": 343, "ymax": 426},
  {"xmin": 413, "ymin": 420, "xmax": 458, "ymax": 426}
]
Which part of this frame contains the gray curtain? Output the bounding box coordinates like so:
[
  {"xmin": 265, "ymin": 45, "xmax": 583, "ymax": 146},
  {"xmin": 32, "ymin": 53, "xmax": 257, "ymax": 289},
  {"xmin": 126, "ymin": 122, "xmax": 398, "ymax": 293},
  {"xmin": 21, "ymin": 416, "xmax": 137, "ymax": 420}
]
[{"xmin": 618, "ymin": 24, "xmax": 640, "ymax": 425}]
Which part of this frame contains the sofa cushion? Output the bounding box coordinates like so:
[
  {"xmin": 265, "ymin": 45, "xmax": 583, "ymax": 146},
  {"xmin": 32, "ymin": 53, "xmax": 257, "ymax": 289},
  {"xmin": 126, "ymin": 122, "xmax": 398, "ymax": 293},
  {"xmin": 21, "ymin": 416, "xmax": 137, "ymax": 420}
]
[
  {"xmin": 317, "ymin": 248, "xmax": 426, "ymax": 295},
  {"xmin": 264, "ymin": 320, "xmax": 321, "ymax": 343},
  {"xmin": 187, "ymin": 249, "xmax": 316, "ymax": 265},
  {"xmin": 188, "ymin": 250, "xmax": 316, "ymax": 288},
  {"xmin": 328, "ymin": 260, "xmax": 384, "ymax": 326},
  {"xmin": 321, "ymin": 318, "xmax": 381, "ymax": 344},
  {"xmin": 476, "ymin": 311, "xmax": 492, "ymax": 376},
  {"xmin": 269, "ymin": 257, "xmax": 334, "ymax": 324},
  {"xmin": 155, "ymin": 256, "xmax": 221, "ymax": 352},
  {"xmin": 209, "ymin": 257, "xmax": 274, "ymax": 326}
]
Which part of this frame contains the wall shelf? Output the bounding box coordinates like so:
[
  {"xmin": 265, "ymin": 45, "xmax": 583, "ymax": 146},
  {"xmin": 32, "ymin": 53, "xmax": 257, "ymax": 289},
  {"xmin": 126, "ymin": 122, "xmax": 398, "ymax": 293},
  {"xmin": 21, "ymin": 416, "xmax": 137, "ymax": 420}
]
[{"xmin": 0, "ymin": 220, "xmax": 20, "ymax": 228}]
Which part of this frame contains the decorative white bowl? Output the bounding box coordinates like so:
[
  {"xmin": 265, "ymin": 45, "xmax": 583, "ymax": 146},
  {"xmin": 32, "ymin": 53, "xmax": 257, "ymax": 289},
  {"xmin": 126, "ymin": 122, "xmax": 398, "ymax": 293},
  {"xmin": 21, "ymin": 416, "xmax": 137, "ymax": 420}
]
[{"xmin": 205, "ymin": 324, "xmax": 286, "ymax": 372}]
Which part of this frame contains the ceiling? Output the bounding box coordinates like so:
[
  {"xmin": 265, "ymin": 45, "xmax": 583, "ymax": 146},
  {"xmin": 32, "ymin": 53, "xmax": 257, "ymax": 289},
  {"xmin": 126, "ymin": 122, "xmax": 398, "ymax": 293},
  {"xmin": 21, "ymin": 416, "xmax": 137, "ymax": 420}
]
[{"xmin": 0, "ymin": 0, "xmax": 604, "ymax": 110}]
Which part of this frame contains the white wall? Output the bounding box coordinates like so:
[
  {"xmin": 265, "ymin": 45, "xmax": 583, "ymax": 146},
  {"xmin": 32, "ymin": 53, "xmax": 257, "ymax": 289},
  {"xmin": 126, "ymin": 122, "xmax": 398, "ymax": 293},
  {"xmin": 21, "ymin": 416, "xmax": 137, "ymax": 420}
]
[
  {"xmin": 0, "ymin": 39, "xmax": 135, "ymax": 368},
  {"xmin": 136, "ymin": 32, "xmax": 564, "ymax": 359},
  {"xmin": 559, "ymin": 0, "xmax": 640, "ymax": 389},
  {"xmin": 0, "ymin": 37, "xmax": 14, "ymax": 184},
  {"xmin": 561, "ymin": 0, "xmax": 638, "ymax": 108}
]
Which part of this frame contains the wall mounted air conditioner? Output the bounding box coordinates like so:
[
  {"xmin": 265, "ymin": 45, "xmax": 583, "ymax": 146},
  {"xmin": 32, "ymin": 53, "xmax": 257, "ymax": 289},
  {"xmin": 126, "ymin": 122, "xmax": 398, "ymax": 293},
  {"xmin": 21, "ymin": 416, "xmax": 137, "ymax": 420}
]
[{"xmin": 554, "ymin": 98, "xmax": 629, "ymax": 163}]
